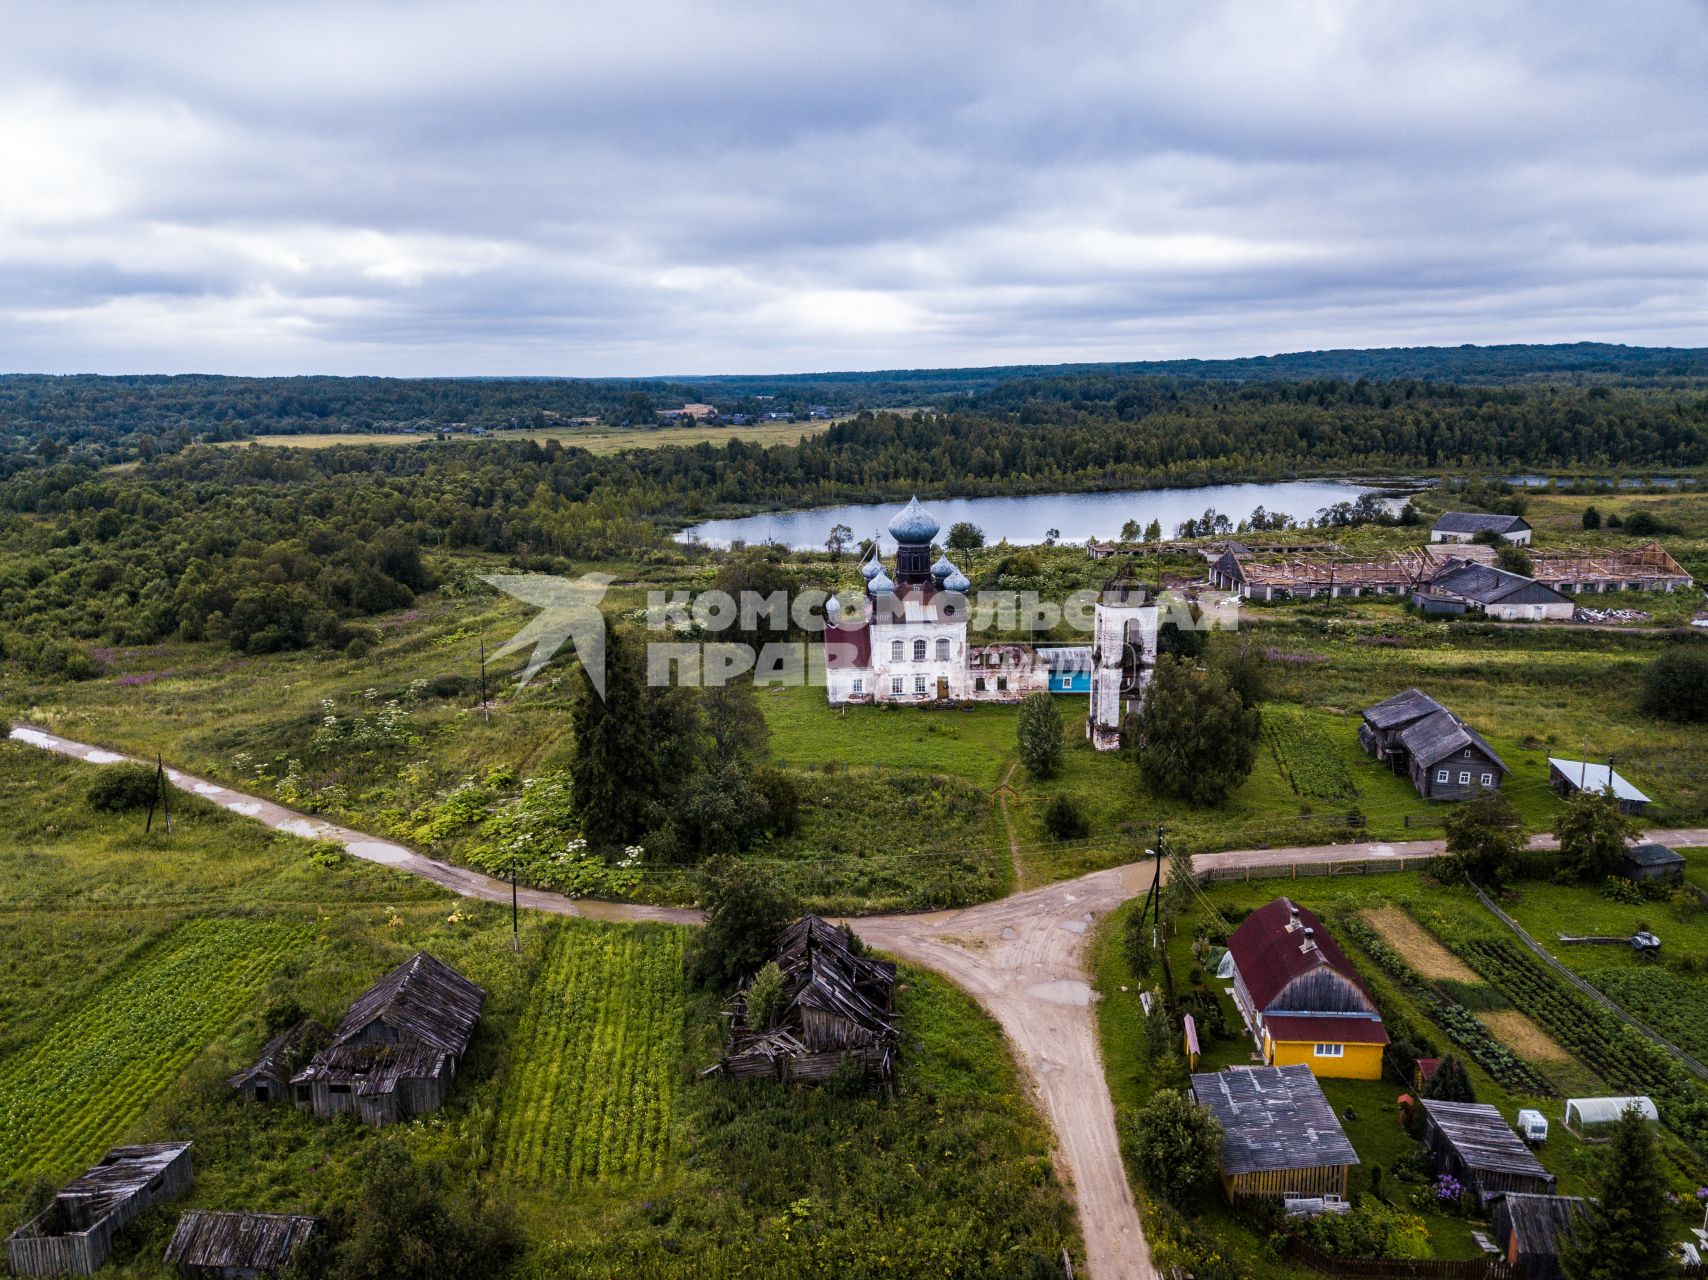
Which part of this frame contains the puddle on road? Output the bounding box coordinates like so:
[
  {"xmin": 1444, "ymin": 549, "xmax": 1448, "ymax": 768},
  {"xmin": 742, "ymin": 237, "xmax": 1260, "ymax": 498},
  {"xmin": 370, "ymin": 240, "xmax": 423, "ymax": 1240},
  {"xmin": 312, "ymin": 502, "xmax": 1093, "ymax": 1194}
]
[
  {"xmin": 1001, "ymin": 927, "xmax": 1017, "ymax": 940},
  {"xmin": 84, "ymin": 750, "xmax": 126, "ymax": 764},
  {"xmin": 1058, "ymin": 920, "xmax": 1087, "ymax": 934},
  {"xmin": 1025, "ymin": 980, "xmax": 1094, "ymax": 1006},
  {"xmin": 347, "ymin": 840, "xmax": 414, "ymax": 865},
  {"xmin": 225, "ymin": 801, "xmax": 263, "ymax": 817}
]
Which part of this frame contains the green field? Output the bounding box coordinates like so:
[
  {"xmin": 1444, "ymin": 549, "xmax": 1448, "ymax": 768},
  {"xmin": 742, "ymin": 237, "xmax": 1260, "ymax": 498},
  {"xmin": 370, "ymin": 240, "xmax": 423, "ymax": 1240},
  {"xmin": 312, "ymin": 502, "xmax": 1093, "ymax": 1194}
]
[
  {"xmin": 0, "ymin": 746, "xmax": 1077, "ymax": 1278},
  {"xmin": 209, "ymin": 418, "xmax": 834, "ymax": 455}
]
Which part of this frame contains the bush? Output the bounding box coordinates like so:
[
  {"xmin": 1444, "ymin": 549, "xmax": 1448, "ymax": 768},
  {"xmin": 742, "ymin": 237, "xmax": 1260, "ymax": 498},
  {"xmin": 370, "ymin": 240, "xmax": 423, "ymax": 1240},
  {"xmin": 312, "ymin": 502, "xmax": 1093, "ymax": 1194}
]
[
  {"xmin": 744, "ymin": 961, "xmax": 786, "ymax": 1029},
  {"xmin": 1303, "ymin": 1198, "xmax": 1430, "ymax": 1260},
  {"xmin": 86, "ymin": 764, "xmax": 161, "ymax": 812},
  {"xmin": 1017, "ymin": 692, "xmax": 1065, "ymax": 779},
  {"xmin": 1638, "ymin": 649, "xmax": 1708, "ymax": 723},
  {"xmin": 1126, "ymin": 1089, "xmax": 1222, "ymax": 1205},
  {"xmin": 689, "ymin": 855, "xmax": 799, "ymax": 991},
  {"xmin": 1042, "ymin": 794, "xmax": 1090, "ymax": 841}
]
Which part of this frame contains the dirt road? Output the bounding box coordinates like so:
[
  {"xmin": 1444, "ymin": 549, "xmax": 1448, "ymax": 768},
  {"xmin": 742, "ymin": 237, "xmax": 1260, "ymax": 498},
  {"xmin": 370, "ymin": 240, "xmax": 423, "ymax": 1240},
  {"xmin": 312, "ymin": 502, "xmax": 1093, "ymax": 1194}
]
[{"xmin": 13, "ymin": 723, "xmax": 1706, "ymax": 1279}]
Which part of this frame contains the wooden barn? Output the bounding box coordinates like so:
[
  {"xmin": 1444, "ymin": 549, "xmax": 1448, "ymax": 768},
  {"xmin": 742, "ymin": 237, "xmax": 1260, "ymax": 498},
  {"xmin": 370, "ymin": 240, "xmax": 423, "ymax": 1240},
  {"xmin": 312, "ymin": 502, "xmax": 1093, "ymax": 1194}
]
[
  {"xmin": 708, "ymin": 915, "xmax": 898, "ymax": 1085},
  {"xmin": 1225, "ymin": 897, "xmax": 1387, "ymax": 1079},
  {"xmin": 1547, "ymin": 759, "xmax": 1650, "ymax": 815},
  {"xmin": 7, "ymin": 1142, "xmax": 193, "ymax": 1277},
  {"xmin": 1190, "ymin": 1065, "xmax": 1359, "ymax": 1201},
  {"xmin": 164, "ymin": 1210, "xmax": 319, "ymax": 1279},
  {"xmin": 1359, "ymin": 689, "xmax": 1506, "ymax": 802},
  {"xmin": 1491, "ymin": 1193, "xmax": 1590, "ymax": 1280},
  {"xmin": 289, "ymin": 952, "xmax": 484, "ymax": 1126},
  {"xmin": 1623, "ymin": 842, "xmax": 1685, "ymax": 884},
  {"xmin": 228, "ymin": 1018, "xmax": 326, "ymax": 1104},
  {"xmin": 1420, "ymin": 1100, "xmax": 1556, "ymax": 1203}
]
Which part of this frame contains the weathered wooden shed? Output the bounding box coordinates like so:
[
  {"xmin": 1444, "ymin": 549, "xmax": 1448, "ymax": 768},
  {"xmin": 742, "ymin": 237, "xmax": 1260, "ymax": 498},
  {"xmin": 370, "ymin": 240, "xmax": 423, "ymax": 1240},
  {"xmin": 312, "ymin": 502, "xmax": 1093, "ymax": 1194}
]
[
  {"xmin": 7, "ymin": 1142, "xmax": 193, "ymax": 1277},
  {"xmin": 288, "ymin": 952, "xmax": 483, "ymax": 1126},
  {"xmin": 228, "ymin": 1019, "xmax": 326, "ymax": 1104},
  {"xmin": 709, "ymin": 916, "xmax": 898, "ymax": 1084},
  {"xmin": 1420, "ymin": 1100, "xmax": 1556, "ymax": 1203},
  {"xmin": 1491, "ymin": 1193, "xmax": 1589, "ymax": 1280},
  {"xmin": 1190, "ymin": 1065, "xmax": 1359, "ymax": 1202},
  {"xmin": 164, "ymin": 1209, "xmax": 319, "ymax": 1279},
  {"xmin": 1622, "ymin": 842, "xmax": 1685, "ymax": 883}
]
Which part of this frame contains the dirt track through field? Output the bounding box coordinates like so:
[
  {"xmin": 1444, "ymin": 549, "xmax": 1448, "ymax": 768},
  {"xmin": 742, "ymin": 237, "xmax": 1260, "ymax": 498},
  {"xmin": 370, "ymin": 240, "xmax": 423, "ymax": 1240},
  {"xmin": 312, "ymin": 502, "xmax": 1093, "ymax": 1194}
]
[{"xmin": 14, "ymin": 723, "xmax": 1708, "ymax": 1279}]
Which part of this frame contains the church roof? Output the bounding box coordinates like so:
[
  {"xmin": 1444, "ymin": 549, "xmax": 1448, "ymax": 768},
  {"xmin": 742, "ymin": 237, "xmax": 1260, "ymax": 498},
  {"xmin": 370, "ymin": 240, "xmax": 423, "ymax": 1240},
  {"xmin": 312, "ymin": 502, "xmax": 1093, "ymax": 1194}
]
[
  {"xmin": 943, "ymin": 568, "xmax": 970, "ymax": 593},
  {"xmin": 888, "ymin": 496, "xmax": 940, "ymax": 545}
]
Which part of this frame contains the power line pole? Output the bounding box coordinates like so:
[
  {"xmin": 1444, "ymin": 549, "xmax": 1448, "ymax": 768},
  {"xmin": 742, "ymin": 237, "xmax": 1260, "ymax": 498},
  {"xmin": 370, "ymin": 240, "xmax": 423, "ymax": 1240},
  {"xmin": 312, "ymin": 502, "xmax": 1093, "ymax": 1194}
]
[
  {"xmin": 510, "ymin": 858, "xmax": 520, "ymax": 954},
  {"xmin": 479, "ymin": 634, "xmax": 490, "ymax": 724}
]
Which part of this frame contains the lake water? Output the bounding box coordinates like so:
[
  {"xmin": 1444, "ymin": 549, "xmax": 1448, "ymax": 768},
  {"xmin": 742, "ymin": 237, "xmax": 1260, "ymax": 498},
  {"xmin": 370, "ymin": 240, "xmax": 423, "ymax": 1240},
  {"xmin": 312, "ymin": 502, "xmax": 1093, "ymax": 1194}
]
[{"xmin": 679, "ymin": 480, "xmax": 1390, "ymax": 550}]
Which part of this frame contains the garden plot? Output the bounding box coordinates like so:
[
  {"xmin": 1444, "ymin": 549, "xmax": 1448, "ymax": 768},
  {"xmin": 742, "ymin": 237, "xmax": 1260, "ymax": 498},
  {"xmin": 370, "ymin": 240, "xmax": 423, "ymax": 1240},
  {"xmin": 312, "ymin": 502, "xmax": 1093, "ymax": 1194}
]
[
  {"xmin": 495, "ymin": 922, "xmax": 687, "ymax": 1185},
  {"xmin": 1477, "ymin": 1010, "xmax": 1573, "ymax": 1064},
  {"xmin": 1362, "ymin": 906, "xmax": 1481, "ymax": 983}
]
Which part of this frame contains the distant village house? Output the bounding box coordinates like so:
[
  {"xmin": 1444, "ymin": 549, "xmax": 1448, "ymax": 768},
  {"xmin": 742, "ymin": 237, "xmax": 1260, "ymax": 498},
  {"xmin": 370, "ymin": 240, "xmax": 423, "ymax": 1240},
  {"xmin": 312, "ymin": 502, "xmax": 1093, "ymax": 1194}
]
[
  {"xmin": 1418, "ymin": 1099, "xmax": 1556, "ymax": 1204},
  {"xmin": 1360, "ymin": 689, "xmax": 1506, "ymax": 801},
  {"xmin": 1430, "ymin": 512, "xmax": 1533, "ymax": 545}
]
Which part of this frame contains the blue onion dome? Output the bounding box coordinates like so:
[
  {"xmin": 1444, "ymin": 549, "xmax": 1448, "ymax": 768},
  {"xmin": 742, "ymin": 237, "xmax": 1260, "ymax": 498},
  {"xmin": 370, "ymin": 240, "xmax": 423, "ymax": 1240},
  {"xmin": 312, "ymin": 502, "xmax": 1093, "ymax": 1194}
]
[
  {"xmin": 868, "ymin": 567, "xmax": 895, "ymax": 593},
  {"xmin": 943, "ymin": 568, "xmax": 971, "ymax": 593},
  {"xmin": 824, "ymin": 594, "xmax": 843, "ymax": 623},
  {"xmin": 887, "ymin": 495, "xmax": 940, "ymax": 545},
  {"xmin": 931, "ymin": 554, "xmax": 956, "ymax": 582},
  {"xmin": 860, "ymin": 557, "xmax": 884, "ymax": 581}
]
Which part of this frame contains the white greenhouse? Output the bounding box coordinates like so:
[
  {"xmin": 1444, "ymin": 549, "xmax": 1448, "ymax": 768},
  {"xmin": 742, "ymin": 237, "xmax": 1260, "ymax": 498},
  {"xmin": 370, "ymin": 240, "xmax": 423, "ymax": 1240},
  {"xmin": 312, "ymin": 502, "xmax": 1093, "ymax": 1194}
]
[{"xmin": 1563, "ymin": 1096, "xmax": 1658, "ymax": 1139}]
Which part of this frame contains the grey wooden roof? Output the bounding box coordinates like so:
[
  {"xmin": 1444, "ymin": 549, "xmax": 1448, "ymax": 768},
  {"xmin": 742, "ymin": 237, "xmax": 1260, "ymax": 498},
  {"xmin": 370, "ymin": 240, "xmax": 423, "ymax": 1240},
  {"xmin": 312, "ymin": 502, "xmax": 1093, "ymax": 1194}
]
[
  {"xmin": 1422, "ymin": 1100, "xmax": 1555, "ymax": 1182},
  {"xmin": 1626, "ymin": 842, "xmax": 1684, "ymax": 868},
  {"xmin": 292, "ymin": 1042, "xmax": 449, "ymax": 1095},
  {"xmin": 1432, "ymin": 512, "xmax": 1531, "ymax": 534},
  {"xmin": 1398, "ymin": 708, "xmax": 1506, "ymax": 772},
  {"xmin": 164, "ymin": 1210, "xmax": 319, "ymax": 1271},
  {"xmin": 51, "ymin": 1143, "xmax": 191, "ymax": 1220},
  {"xmin": 228, "ymin": 1018, "xmax": 326, "ymax": 1089},
  {"xmin": 1362, "ymin": 687, "xmax": 1446, "ymax": 730},
  {"xmin": 1429, "ymin": 560, "xmax": 1571, "ymax": 606},
  {"xmin": 1190, "ymin": 1065, "xmax": 1359, "ymax": 1175},
  {"xmin": 332, "ymin": 952, "xmax": 484, "ymax": 1056},
  {"xmin": 1494, "ymin": 1194, "xmax": 1588, "ymax": 1258}
]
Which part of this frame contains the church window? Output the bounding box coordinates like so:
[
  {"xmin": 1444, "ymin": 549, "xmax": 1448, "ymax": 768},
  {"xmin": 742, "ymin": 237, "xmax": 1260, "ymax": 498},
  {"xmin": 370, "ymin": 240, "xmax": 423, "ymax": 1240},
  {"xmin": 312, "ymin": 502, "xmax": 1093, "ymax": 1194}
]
[
  {"xmin": 914, "ymin": 675, "xmax": 927, "ymax": 694},
  {"xmin": 912, "ymin": 639, "xmax": 927, "ymax": 661},
  {"xmin": 975, "ymin": 677, "xmax": 986, "ymax": 692},
  {"xmin": 996, "ymin": 676, "xmax": 1008, "ymax": 691},
  {"xmin": 890, "ymin": 640, "xmax": 903, "ymax": 661},
  {"xmin": 935, "ymin": 638, "xmax": 950, "ymax": 661},
  {"xmin": 891, "ymin": 677, "xmax": 903, "ymax": 695},
  {"xmin": 852, "ymin": 678, "xmax": 863, "ymax": 695}
]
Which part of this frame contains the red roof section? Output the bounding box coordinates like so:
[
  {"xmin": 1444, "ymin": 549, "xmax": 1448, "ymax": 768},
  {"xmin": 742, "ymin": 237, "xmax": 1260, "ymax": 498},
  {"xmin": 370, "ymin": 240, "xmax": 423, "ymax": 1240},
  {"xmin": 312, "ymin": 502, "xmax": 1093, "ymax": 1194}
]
[
  {"xmin": 1264, "ymin": 1014, "xmax": 1389, "ymax": 1046},
  {"xmin": 1227, "ymin": 897, "xmax": 1370, "ymax": 1013},
  {"xmin": 822, "ymin": 623, "xmax": 871, "ymax": 668}
]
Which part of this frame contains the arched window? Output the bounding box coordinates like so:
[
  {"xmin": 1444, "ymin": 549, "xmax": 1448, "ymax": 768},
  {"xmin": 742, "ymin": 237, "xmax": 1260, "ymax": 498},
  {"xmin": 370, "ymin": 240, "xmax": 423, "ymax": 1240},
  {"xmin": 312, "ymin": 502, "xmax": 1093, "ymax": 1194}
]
[
  {"xmin": 890, "ymin": 640, "xmax": 903, "ymax": 660},
  {"xmin": 935, "ymin": 638, "xmax": 950, "ymax": 661},
  {"xmin": 912, "ymin": 638, "xmax": 927, "ymax": 661}
]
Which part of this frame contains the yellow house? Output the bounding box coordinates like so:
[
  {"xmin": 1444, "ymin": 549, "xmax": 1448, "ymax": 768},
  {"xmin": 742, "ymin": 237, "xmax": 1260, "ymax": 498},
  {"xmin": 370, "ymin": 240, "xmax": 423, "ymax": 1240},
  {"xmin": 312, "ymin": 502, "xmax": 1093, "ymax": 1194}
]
[{"xmin": 1227, "ymin": 897, "xmax": 1387, "ymax": 1080}]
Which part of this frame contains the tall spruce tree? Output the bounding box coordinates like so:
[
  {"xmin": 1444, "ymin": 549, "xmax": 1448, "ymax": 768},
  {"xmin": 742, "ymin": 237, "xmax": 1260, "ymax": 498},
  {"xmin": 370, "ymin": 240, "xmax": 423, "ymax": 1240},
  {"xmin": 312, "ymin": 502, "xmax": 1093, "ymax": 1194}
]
[
  {"xmin": 1422, "ymin": 1055, "xmax": 1476, "ymax": 1104},
  {"xmin": 569, "ymin": 617, "xmax": 658, "ymax": 848},
  {"xmin": 1134, "ymin": 655, "xmax": 1259, "ymax": 805},
  {"xmin": 1562, "ymin": 1104, "xmax": 1673, "ymax": 1280},
  {"xmin": 1017, "ymin": 691, "xmax": 1064, "ymax": 778}
]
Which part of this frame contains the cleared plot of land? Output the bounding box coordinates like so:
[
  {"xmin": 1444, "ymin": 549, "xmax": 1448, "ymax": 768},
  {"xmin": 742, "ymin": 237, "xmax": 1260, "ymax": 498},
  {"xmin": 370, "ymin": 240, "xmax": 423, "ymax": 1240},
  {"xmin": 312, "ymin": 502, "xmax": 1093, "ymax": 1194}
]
[
  {"xmin": 495, "ymin": 923, "xmax": 687, "ymax": 1184},
  {"xmin": 1479, "ymin": 1009, "xmax": 1573, "ymax": 1063},
  {"xmin": 211, "ymin": 419, "xmax": 833, "ymax": 454},
  {"xmin": 1362, "ymin": 905, "xmax": 1481, "ymax": 983},
  {"xmin": 0, "ymin": 916, "xmax": 309, "ymax": 1177}
]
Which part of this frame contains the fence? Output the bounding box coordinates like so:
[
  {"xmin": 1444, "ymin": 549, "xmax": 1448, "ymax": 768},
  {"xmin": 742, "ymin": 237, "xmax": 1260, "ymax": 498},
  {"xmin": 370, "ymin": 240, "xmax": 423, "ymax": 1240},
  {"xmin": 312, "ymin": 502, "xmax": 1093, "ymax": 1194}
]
[
  {"xmin": 1198, "ymin": 855, "xmax": 1439, "ymax": 884},
  {"xmin": 1283, "ymin": 1237, "xmax": 1516, "ymax": 1280},
  {"xmin": 1469, "ymin": 882, "xmax": 1708, "ymax": 1084}
]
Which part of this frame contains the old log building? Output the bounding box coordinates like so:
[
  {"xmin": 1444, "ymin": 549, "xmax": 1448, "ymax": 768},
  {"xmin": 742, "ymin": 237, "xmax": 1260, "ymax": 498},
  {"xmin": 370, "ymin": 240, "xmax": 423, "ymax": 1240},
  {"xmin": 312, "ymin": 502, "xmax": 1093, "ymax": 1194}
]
[
  {"xmin": 288, "ymin": 952, "xmax": 484, "ymax": 1127},
  {"xmin": 1360, "ymin": 688, "xmax": 1507, "ymax": 801},
  {"xmin": 228, "ymin": 1018, "xmax": 326, "ymax": 1105},
  {"xmin": 709, "ymin": 916, "xmax": 898, "ymax": 1084},
  {"xmin": 1419, "ymin": 1099, "xmax": 1556, "ymax": 1203},
  {"xmin": 7, "ymin": 1143, "xmax": 193, "ymax": 1277},
  {"xmin": 164, "ymin": 1209, "xmax": 320, "ymax": 1279}
]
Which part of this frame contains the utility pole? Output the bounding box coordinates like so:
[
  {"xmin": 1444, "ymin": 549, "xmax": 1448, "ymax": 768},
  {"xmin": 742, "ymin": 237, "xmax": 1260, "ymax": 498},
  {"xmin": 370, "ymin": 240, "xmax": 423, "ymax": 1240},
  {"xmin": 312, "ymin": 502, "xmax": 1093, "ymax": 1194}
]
[
  {"xmin": 479, "ymin": 634, "xmax": 490, "ymax": 724},
  {"xmin": 1136, "ymin": 823, "xmax": 1166, "ymax": 946},
  {"xmin": 146, "ymin": 754, "xmax": 171, "ymax": 835},
  {"xmin": 511, "ymin": 859, "xmax": 520, "ymax": 954}
]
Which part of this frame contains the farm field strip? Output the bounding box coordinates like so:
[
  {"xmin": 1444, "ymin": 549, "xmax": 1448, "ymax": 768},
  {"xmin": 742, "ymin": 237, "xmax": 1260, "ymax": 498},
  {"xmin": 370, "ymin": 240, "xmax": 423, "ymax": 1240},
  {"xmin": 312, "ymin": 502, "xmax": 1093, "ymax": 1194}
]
[
  {"xmin": 0, "ymin": 916, "xmax": 310, "ymax": 1177},
  {"xmin": 1262, "ymin": 705, "xmax": 1358, "ymax": 800},
  {"xmin": 495, "ymin": 924, "xmax": 686, "ymax": 1185}
]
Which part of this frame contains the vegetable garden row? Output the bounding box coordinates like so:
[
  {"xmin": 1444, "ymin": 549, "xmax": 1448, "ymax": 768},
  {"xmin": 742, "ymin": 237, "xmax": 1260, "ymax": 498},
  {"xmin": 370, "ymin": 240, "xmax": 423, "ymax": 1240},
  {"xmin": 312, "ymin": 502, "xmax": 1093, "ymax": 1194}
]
[
  {"xmin": 0, "ymin": 916, "xmax": 310, "ymax": 1179},
  {"xmin": 494, "ymin": 922, "xmax": 686, "ymax": 1185},
  {"xmin": 1263, "ymin": 706, "xmax": 1359, "ymax": 801}
]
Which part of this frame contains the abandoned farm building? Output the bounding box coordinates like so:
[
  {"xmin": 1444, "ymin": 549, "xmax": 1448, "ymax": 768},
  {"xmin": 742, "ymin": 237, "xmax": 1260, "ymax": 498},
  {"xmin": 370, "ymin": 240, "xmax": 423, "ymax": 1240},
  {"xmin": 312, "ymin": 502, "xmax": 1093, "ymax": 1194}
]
[
  {"xmin": 1360, "ymin": 689, "xmax": 1506, "ymax": 801},
  {"xmin": 710, "ymin": 915, "xmax": 898, "ymax": 1084},
  {"xmin": 1225, "ymin": 898, "xmax": 1387, "ymax": 1079},
  {"xmin": 7, "ymin": 1142, "xmax": 193, "ymax": 1277},
  {"xmin": 164, "ymin": 1210, "xmax": 319, "ymax": 1279},
  {"xmin": 1529, "ymin": 542, "xmax": 1693, "ymax": 594},
  {"xmin": 1430, "ymin": 512, "xmax": 1533, "ymax": 545},
  {"xmin": 1546, "ymin": 758, "xmax": 1650, "ymax": 814},
  {"xmin": 1491, "ymin": 1193, "xmax": 1589, "ymax": 1280},
  {"xmin": 288, "ymin": 951, "xmax": 484, "ymax": 1126},
  {"xmin": 1190, "ymin": 1064, "xmax": 1359, "ymax": 1201},
  {"xmin": 228, "ymin": 1018, "xmax": 326, "ymax": 1104},
  {"xmin": 1415, "ymin": 559, "xmax": 1574, "ymax": 621},
  {"xmin": 1419, "ymin": 1099, "xmax": 1556, "ymax": 1203},
  {"xmin": 1207, "ymin": 546, "xmax": 1416, "ymax": 600},
  {"xmin": 1622, "ymin": 841, "xmax": 1685, "ymax": 883}
]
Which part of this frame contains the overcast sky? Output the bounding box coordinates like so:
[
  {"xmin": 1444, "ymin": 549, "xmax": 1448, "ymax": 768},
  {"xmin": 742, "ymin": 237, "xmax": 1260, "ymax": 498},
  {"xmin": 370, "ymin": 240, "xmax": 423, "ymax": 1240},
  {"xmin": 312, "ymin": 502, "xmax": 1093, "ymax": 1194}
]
[{"xmin": 2, "ymin": 1, "xmax": 1705, "ymax": 376}]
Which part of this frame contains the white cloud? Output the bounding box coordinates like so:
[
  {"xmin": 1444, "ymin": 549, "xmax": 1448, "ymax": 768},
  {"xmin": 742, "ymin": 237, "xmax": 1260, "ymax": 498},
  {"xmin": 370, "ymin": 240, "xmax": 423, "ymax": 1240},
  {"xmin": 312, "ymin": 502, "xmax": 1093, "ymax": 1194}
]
[{"xmin": 0, "ymin": 0, "xmax": 1704, "ymax": 374}]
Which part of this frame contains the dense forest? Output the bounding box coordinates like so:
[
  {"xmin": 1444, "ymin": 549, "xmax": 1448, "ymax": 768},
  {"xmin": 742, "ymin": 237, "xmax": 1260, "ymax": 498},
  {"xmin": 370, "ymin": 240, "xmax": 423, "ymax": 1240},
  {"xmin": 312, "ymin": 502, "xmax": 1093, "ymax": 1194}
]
[{"xmin": 3, "ymin": 342, "xmax": 1708, "ymax": 466}]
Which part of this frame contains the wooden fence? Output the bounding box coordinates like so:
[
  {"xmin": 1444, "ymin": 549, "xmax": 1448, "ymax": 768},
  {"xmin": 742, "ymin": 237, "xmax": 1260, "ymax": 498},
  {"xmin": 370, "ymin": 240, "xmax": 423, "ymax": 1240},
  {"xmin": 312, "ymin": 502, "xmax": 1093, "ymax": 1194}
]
[
  {"xmin": 1198, "ymin": 855, "xmax": 1437, "ymax": 884},
  {"xmin": 1283, "ymin": 1236, "xmax": 1516, "ymax": 1280}
]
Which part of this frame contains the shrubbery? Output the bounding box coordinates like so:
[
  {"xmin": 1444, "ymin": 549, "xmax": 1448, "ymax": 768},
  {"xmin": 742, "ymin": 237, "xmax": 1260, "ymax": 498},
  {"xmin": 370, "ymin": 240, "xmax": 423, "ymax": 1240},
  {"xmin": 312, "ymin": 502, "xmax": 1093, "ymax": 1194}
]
[{"xmin": 85, "ymin": 764, "xmax": 161, "ymax": 812}]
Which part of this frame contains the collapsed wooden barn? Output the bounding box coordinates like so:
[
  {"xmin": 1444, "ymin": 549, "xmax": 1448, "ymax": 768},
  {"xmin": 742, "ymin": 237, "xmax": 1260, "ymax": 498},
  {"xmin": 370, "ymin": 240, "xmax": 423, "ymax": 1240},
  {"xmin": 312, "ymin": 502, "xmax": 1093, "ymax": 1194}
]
[
  {"xmin": 708, "ymin": 916, "xmax": 898, "ymax": 1084},
  {"xmin": 7, "ymin": 1142, "xmax": 193, "ymax": 1277},
  {"xmin": 289, "ymin": 952, "xmax": 484, "ymax": 1127},
  {"xmin": 1491, "ymin": 1193, "xmax": 1590, "ymax": 1280},
  {"xmin": 228, "ymin": 1018, "xmax": 326, "ymax": 1104},
  {"xmin": 164, "ymin": 1209, "xmax": 320, "ymax": 1279}
]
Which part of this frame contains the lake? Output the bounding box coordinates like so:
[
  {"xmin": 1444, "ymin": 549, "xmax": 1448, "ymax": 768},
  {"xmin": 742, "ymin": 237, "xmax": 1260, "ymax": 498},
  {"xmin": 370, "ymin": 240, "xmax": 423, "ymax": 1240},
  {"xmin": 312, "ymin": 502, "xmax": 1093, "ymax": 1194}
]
[{"xmin": 679, "ymin": 480, "xmax": 1395, "ymax": 550}]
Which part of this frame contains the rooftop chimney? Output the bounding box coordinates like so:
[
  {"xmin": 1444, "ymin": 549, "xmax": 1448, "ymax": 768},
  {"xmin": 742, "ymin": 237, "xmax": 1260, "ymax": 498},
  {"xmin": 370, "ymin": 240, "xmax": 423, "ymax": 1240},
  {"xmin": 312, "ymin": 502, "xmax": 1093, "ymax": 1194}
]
[
  {"xmin": 1285, "ymin": 904, "xmax": 1301, "ymax": 932},
  {"xmin": 1300, "ymin": 927, "xmax": 1317, "ymax": 953}
]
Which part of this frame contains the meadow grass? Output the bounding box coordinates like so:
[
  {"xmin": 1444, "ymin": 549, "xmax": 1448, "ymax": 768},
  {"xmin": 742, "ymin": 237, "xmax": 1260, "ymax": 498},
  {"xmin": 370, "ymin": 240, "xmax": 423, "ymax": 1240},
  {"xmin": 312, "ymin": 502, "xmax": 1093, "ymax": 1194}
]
[{"xmin": 208, "ymin": 418, "xmax": 834, "ymax": 455}]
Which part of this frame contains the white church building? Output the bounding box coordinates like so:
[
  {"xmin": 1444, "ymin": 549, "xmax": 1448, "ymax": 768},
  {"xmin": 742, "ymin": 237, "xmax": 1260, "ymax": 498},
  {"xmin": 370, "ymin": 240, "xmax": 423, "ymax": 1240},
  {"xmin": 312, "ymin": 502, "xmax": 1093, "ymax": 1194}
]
[{"xmin": 820, "ymin": 496, "xmax": 1156, "ymax": 749}]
